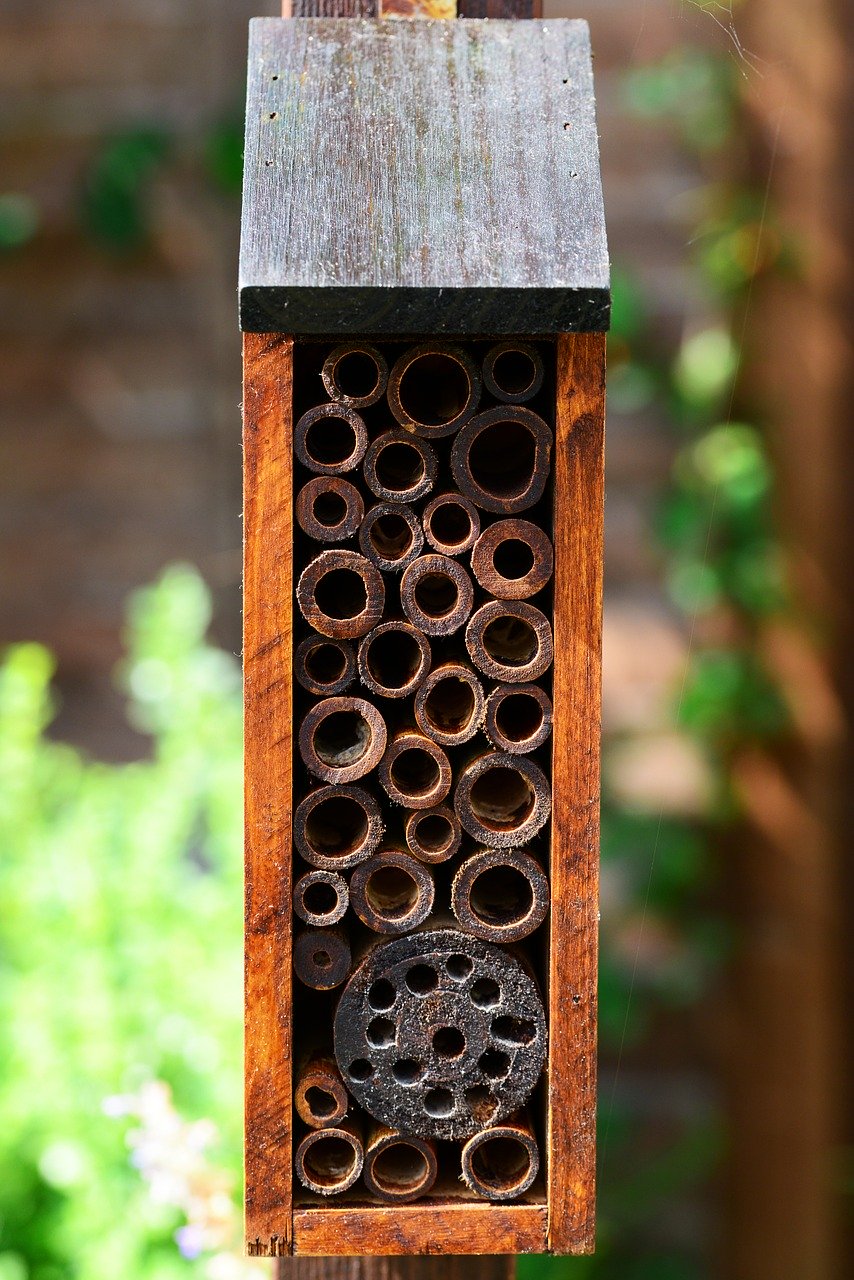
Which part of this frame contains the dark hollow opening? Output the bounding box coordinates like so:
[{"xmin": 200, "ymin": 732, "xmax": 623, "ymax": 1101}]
[
  {"xmin": 366, "ymin": 1016, "xmax": 396, "ymax": 1048},
  {"xmin": 305, "ymin": 416, "xmax": 357, "ymax": 466},
  {"xmin": 470, "ymin": 976, "xmax": 501, "ymax": 1009},
  {"xmin": 495, "ymin": 691, "xmax": 544, "ymax": 743},
  {"xmin": 446, "ymin": 953, "xmax": 473, "ymax": 981},
  {"xmin": 406, "ymin": 963, "xmax": 438, "ymax": 996},
  {"xmin": 312, "ymin": 948, "xmax": 332, "ymax": 971},
  {"xmin": 369, "ymin": 512, "xmax": 414, "ymax": 561},
  {"xmin": 368, "ymin": 978, "xmax": 396, "ymax": 1011},
  {"xmin": 303, "ymin": 641, "xmax": 347, "ymax": 688},
  {"xmin": 390, "ymin": 747, "xmax": 440, "ymax": 798},
  {"xmin": 468, "ymin": 422, "xmax": 536, "ymax": 499},
  {"xmin": 491, "ymin": 1014, "xmax": 536, "ymax": 1045},
  {"xmin": 482, "ymin": 616, "xmax": 538, "ymax": 667},
  {"xmin": 312, "ymin": 709, "xmax": 372, "ymax": 768},
  {"xmin": 303, "ymin": 794, "xmax": 368, "ymax": 859},
  {"xmin": 303, "ymin": 1136, "xmax": 357, "ymax": 1187},
  {"xmin": 333, "ymin": 350, "xmax": 380, "ymax": 400},
  {"xmin": 492, "ymin": 349, "xmax": 537, "ymax": 397},
  {"xmin": 429, "ymin": 500, "xmax": 472, "ymax": 547},
  {"xmin": 464, "ymin": 1085, "xmax": 498, "ymax": 1125},
  {"xmin": 305, "ymin": 1086, "xmax": 337, "ymax": 1120},
  {"xmin": 424, "ymin": 675, "xmax": 475, "ymax": 733},
  {"xmin": 348, "ymin": 1058, "xmax": 373, "ymax": 1081},
  {"xmin": 398, "ymin": 354, "xmax": 470, "ymax": 427},
  {"xmin": 365, "ymin": 865, "xmax": 419, "ymax": 919},
  {"xmin": 374, "ymin": 441, "xmax": 425, "ymax": 493},
  {"xmin": 392, "ymin": 1057, "xmax": 423, "ymax": 1085},
  {"xmin": 470, "ymin": 1136, "xmax": 531, "ymax": 1190},
  {"xmin": 313, "ymin": 569, "xmax": 367, "ymax": 620},
  {"xmin": 492, "ymin": 537, "xmax": 535, "ymax": 581},
  {"xmin": 365, "ymin": 629, "xmax": 422, "ymax": 690},
  {"xmin": 413, "ymin": 571, "xmax": 458, "ymax": 618},
  {"xmin": 469, "ymin": 863, "xmax": 534, "ymax": 925},
  {"xmin": 423, "ymin": 1086, "xmax": 455, "ymax": 1118},
  {"xmin": 432, "ymin": 1026, "xmax": 466, "ymax": 1058},
  {"xmin": 469, "ymin": 766, "xmax": 535, "ymax": 831},
  {"xmin": 312, "ymin": 490, "xmax": 348, "ymax": 528},
  {"xmin": 413, "ymin": 812, "xmax": 453, "ymax": 854},
  {"xmin": 478, "ymin": 1048, "xmax": 511, "ymax": 1079},
  {"xmin": 372, "ymin": 1143, "xmax": 430, "ymax": 1193},
  {"xmin": 302, "ymin": 880, "xmax": 339, "ymax": 917}
]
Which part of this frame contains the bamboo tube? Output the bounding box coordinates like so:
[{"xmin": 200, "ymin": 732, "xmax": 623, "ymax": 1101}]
[
  {"xmin": 295, "ymin": 476, "xmax": 364, "ymax": 543},
  {"xmin": 484, "ymin": 683, "xmax": 553, "ymax": 754},
  {"xmin": 358, "ymin": 502, "xmax": 424, "ymax": 573},
  {"xmin": 294, "ymin": 402, "xmax": 368, "ymax": 475},
  {"xmin": 387, "ymin": 342, "xmax": 481, "ymax": 438},
  {"xmin": 379, "ymin": 729, "xmax": 452, "ymax": 810},
  {"xmin": 363, "ymin": 1124, "xmax": 438, "ymax": 1203},
  {"xmin": 454, "ymin": 752, "xmax": 551, "ymax": 848},
  {"xmin": 400, "ymin": 554, "xmax": 474, "ymax": 637},
  {"xmin": 294, "ymin": 926, "xmax": 351, "ymax": 991},
  {"xmin": 421, "ymin": 492, "xmax": 480, "ymax": 557},
  {"xmin": 413, "ymin": 661, "xmax": 485, "ymax": 746},
  {"xmin": 293, "ymin": 869, "xmax": 349, "ymax": 927},
  {"xmin": 460, "ymin": 1113, "xmax": 540, "ymax": 1201},
  {"xmin": 363, "ymin": 430, "xmax": 437, "ymax": 503},
  {"xmin": 295, "ymin": 635, "xmax": 356, "ymax": 697},
  {"xmin": 296, "ymin": 549, "xmax": 384, "ymax": 639},
  {"xmin": 294, "ymin": 1118, "xmax": 364, "ymax": 1196},
  {"xmin": 350, "ymin": 850, "xmax": 435, "ymax": 934},
  {"xmin": 294, "ymin": 1052, "xmax": 349, "ymax": 1129},
  {"xmin": 465, "ymin": 600, "xmax": 553, "ymax": 683},
  {"xmin": 357, "ymin": 621, "xmax": 431, "ymax": 700},
  {"xmin": 404, "ymin": 804, "xmax": 462, "ymax": 864},
  {"xmin": 451, "ymin": 849, "xmax": 549, "ymax": 943},
  {"xmin": 450, "ymin": 406, "xmax": 552, "ymax": 514},
  {"xmin": 482, "ymin": 341, "xmax": 544, "ymax": 404},
  {"xmin": 298, "ymin": 695, "xmax": 387, "ymax": 784},
  {"xmin": 470, "ymin": 518, "xmax": 554, "ymax": 600},
  {"xmin": 294, "ymin": 784, "xmax": 384, "ymax": 870},
  {"xmin": 321, "ymin": 341, "xmax": 388, "ymax": 408}
]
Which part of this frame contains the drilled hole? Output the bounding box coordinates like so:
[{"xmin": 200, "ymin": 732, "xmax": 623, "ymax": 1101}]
[
  {"xmin": 312, "ymin": 710, "xmax": 372, "ymax": 769},
  {"xmin": 446, "ymin": 953, "xmax": 473, "ymax": 981},
  {"xmin": 470, "ymin": 1135, "xmax": 531, "ymax": 1190},
  {"xmin": 478, "ymin": 1048, "xmax": 511, "ymax": 1079},
  {"xmin": 333, "ymin": 350, "xmax": 379, "ymax": 400},
  {"xmin": 366, "ymin": 1016, "xmax": 396, "ymax": 1048},
  {"xmin": 491, "ymin": 1015, "xmax": 536, "ymax": 1045},
  {"xmin": 303, "ymin": 1136, "xmax": 357, "ymax": 1188},
  {"xmin": 413, "ymin": 572, "xmax": 458, "ymax": 618},
  {"xmin": 482, "ymin": 616, "xmax": 538, "ymax": 667},
  {"xmin": 303, "ymin": 642, "xmax": 347, "ymax": 688},
  {"xmin": 406, "ymin": 964, "xmax": 438, "ymax": 996},
  {"xmin": 368, "ymin": 978, "xmax": 397, "ymax": 1011},
  {"xmin": 365, "ymin": 865, "xmax": 419, "ymax": 919},
  {"xmin": 372, "ymin": 1142, "xmax": 430, "ymax": 1193},
  {"xmin": 429, "ymin": 500, "xmax": 472, "ymax": 547},
  {"xmin": 375, "ymin": 441, "xmax": 425, "ymax": 492},
  {"xmin": 313, "ymin": 949, "xmax": 331, "ymax": 970},
  {"xmin": 390, "ymin": 747, "xmax": 440, "ymax": 799},
  {"xmin": 424, "ymin": 676, "xmax": 475, "ymax": 733},
  {"xmin": 423, "ymin": 1087, "xmax": 455, "ymax": 1118},
  {"xmin": 303, "ymin": 794, "xmax": 368, "ymax": 859},
  {"xmin": 495, "ymin": 692, "xmax": 544, "ymax": 743},
  {"xmin": 492, "ymin": 538, "xmax": 535, "ymax": 581},
  {"xmin": 302, "ymin": 881, "xmax": 338, "ymax": 917},
  {"xmin": 369, "ymin": 512, "xmax": 413, "ymax": 561},
  {"xmin": 469, "ymin": 864, "xmax": 534, "ymax": 925},
  {"xmin": 312, "ymin": 490, "xmax": 347, "ymax": 527},
  {"xmin": 469, "ymin": 767, "xmax": 535, "ymax": 831},
  {"xmin": 305, "ymin": 416, "xmax": 356, "ymax": 466},
  {"xmin": 365, "ymin": 629, "xmax": 423, "ymax": 691},
  {"xmin": 392, "ymin": 1057, "xmax": 423, "ymax": 1085},
  {"xmin": 349, "ymin": 1058, "xmax": 373, "ymax": 1081},
  {"xmin": 314, "ymin": 569, "xmax": 367, "ymax": 620},
  {"xmin": 399, "ymin": 354, "xmax": 470, "ymax": 427},
  {"xmin": 492, "ymin": 349, "xmax": 537, "ymax": 397},
  {"xmin": 464, "ymin": 1085, "xmax": 498, "ymax": 1124},
  {"xmin": 432, "ymin": 1026, "xmax": 466, "ymax": 1058},
  {"xmin": 468, "ymin": 422, "xmax": 536, "ymax": 499},
  {"xmin": 470, "ymin": 977, "xmax": 501, "ymax": 1009},
  {"xmin": 414, "ymin": 813, "xmax": 453, "ymax": 854},
  {"xmin": 305, "ymin": 1086, "xmax": 337, "ymax": 1120}
]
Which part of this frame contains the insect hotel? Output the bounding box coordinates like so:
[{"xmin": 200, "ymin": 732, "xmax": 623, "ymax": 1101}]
[{"xmin": 241, "ymin": 15, "xmax": 609, "ymax": 1259}]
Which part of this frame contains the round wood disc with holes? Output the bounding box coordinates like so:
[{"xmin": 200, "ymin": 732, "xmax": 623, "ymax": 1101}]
[{"xmin": 333, "ymin": 928, "xmax": 546, "ymax": 1140}]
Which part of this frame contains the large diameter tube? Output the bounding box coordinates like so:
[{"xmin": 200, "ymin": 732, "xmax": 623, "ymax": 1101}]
[
  {"xmin": 454, "ymin": 752, "xmax": 551, "ymax": 848},
  {"xmin": 450, "ymin": 406, "xmax": 552, "ymax": 514},
  {"xmin": 298, "ymin": 695, "xmax": 387, "ymax": 784},
  {"xmin": 465, "ymin": 600, "xmax": 553, "ymax": 683},
  {"xmin": 421, "ymin": 492, "xmax": 480, "ymax": 557},
  {"xmin": 470, "ymin": 518, "xmax": 554, "ymax": 600},
  {"xmin": 379, "ymin": 730, "xmax": 452, "ymax": 810},
  {"xmin": 451, "ymin": 849, "xmax": 550, "ymax": 943},
  {"xmin": 296, "ymin": 476, "xmax": 364, "ymax": 543},
  {"xmin": 363, "ymin": 1124, "xmax": 438, "ymax": 1203},
  {"xmin": 350, "ymin": 851, "xmax": 435, "ymax": 934},
  {"xmin": 460, "ymin": 1113, "xmax": 540, "ymax": 1201},
  {"xmin": 294, "ymin": 403, "xmax": 368, "ymax": 475},
  {"xmin": 363, "ymin": 430, "xmax": 437, "ymax": 503},
  {"xmin": 388, "ymin": 343, "xmax": 481, "ymax": 438},
  {"xmin": 358, "ymin": 502, "xmax": 424, "ymax": 573},
  {"xmin": 413, "ymin": 661, "xmax": 485, "ymax": 746},
  {"xmin": 294, "ymin": 1052, "xmax": 349, "ymax": 1129},
  {"xmin": 297, "ymin": 549, "xmax": 385, "ymax": 639},
  {"xmin": 400, "ymin": 554, "xmax": 474, "ymax": 637},
  {"xmin": 484, "ymin": 683, "xmax": 553, "ymax": 754},
  {"xmin": 294, "ymin": 1119, "xmax": 364, "ymax": 1196},
  {"xmin": 294, "ymin": 784, "xmax": 384, "ymax": 870},
  {"xmin": 357, "ymin": 621, "xmax": 431, "ymax": 700}
]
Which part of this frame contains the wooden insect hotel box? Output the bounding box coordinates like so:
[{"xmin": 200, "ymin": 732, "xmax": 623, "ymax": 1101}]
[{"xmin": 241, "ymin": 14, "xmax": 609, "ymax": 1260}]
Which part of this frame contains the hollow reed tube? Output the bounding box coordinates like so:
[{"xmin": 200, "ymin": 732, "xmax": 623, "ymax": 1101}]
[
  {"xmin": 465, "ymin": 599, "xmax": 553, "ymax": 683},
  {"xmin": 357, "ymin": 621, "xmax": 431, "ymax": 701},
  {"xmin": 294, "ymin": 784, "xmax": 384, "ymax": 870},
  {"xmin": 298, "ymin": 695, "xmax": 387, "ymax": 784},
  {"xmin": 294, "ymin": 926, "xmax": 351, "ymax": 991},
  {"xmin": 363, "ymin": 1124, "xmax": 438, "ymax": 1203},
  {"xmin": 293, "ymin": 869, "xmax": 349, "ymax": 928},
  {"xmin": 379, "ymin": 730, "xmax": 452, "ymax": 810},
  {"xmin": 388, "ymin": 343, "xmax": 481, "ymax": 438},
  {"xmin": 470, "ymin": 518, "xmax": 554, "ymax": 600},
  {"xmin": 413, "ymin": 661, "xmax": 485, "ymax": 746},
  {"xmin": 484, "ymin": 683, "xmax": 553, "ymax": 754},
  {"xmin": 294, "ymin": 1118, "xmax": 364, "ymax": 1196},
  {"xmin": 421, "ymin": 492, "xmax": 480, "ymax": 557},
  {"xmin": 321, "ymin": 342, "xmax": 388, "ymax": 408},
  {"xmin": 460, "ymin": 1113, "xmax": 540, "ymax": 1202},
  {"xmin": 482, "ymin": 341, "xmax": 545, "ymax": 404},
  {"xmin": 358, "ymin": 502, "xmax": 424, "ymax": 573},
  {"xmin": 404, "ymin": 804, "xmax": 462, "ymax": 864},
  {"xmin": 363, "ymin": 430, "xmax": 437, "ymax": 503},
  {"xmin": 450, "ymin": 406, "xmax": 552, "ymax": 514},
  {"xmin": 294, "ymin": 403, "xmax": 368, "ymax": 475},
  {"xmin": 400, "ymin": 554, "xmax": 474, "ymax": 637},
  {"xmin": 350, "ymin": 850, "xmax": 435, "ymax": 935},
  {"xmin": 296, "ymin": 549, "xmax": 385, "ymax": 639},
  {"xmin": 295, "ymin": 476, "xmax": 364, "ymax": 543},
  {"xmin": 454, "ymin": 751, "xmax": 551, "ymax": 848},
  {"xmin": 451, "ymin": 849, "xmax": 550, "ymax": 943},
  {"xmin": 294, "ymin": 1052, "xmax": 349, "ymax": 1129},
  {"xmin": 295, "ymin": 635, "xmax": 356, "ymax": 697}
]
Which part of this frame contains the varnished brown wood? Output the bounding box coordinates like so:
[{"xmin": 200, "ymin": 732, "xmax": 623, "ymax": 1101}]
[
  {"xmin": 547, "ymin": 330, "xmax": 605, "ymax": 1254},
  {"xmin": 291, "ymin": 1204, "xmax": 546, "ymax": 1256},
  {"xmin": 243, "ymin": 332, "xmax": 295, "ymax": 1254}
]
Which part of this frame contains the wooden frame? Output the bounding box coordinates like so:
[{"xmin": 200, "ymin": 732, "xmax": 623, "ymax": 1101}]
[{"xmin": 243, "ymin": 331, "xmax": 604, "ymax": 1256}]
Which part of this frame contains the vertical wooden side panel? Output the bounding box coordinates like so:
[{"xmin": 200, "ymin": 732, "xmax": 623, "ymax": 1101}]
[
  {"xmin": 548, "ymin": 331, "xmax": 605, "ymax": 1255},
  {"xmin": 244, "ymin": 333, "xmax": 294, "ymax": 1257}
]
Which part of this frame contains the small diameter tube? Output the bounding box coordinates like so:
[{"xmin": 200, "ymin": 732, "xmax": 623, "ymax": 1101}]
[
  {"xmin": 482, "ymin": 342, "xmax": 544, "ymax": 404},
  {"xmin": 357, "ymin": 621, "xmax": 431, "ymax": 700},
  {"xmin": 460, "ymin": 1113, "xmax": 540, "ymax": 1202},
  {"xmin": 294, "ymin": 1053, "xmax": 349, "ymax": 1128},
  {"xmin": 454, "ymin": 751, "xmax": 551, "ymax": 848},
  {"xmin": 388, "ymin": 343, "xmax": 481, "ymax": 438},
  {"xmin": 400, "ymin": 554, "xmax": 474, "ymax": 638},
  {"xmin": 421, "ymin": 492, "xmax": 480, "ymax": 557},
  {"xmin": 298, "ymin": 695, "xmax": 387, "ymax": 784},
  {"xmin": 293, "ymin": 869, "xmax": 349, "ymax": 927},
  {"xmin": 293, "ymin": 784, "xmax": 383, "ymax": 870},
  {"xmin": 358, "ymin": 502, "xmax": 424, "ymax": 573},
  {"xmin": 321, "ymin": 342, "xmax": 388, "ymax": 408},
  {"xmin": 404, "ymin": 805, "xmax": 462, "ymax": 864},
  {"xmin": 379, "ymin": 730, "xmax": 452, "ymax": 810},
  {"xmin": 363, "ymin": 1124, "xmax": 438, "ymax": 1203},
  {"xmin": 350, "ymin": 851, "xmax": 435, "ymax": 935},
  {"xmin": 297, "ymin": 550, "xmax": 385, "ymax": 639},
  {"xmin": 363, "ymin": 430, "xmax": 437, "ymax": 504},
  {"xmin": 484, "ymin": 683, "xmax": 553, "ymax": 754},
  {"xmin": 294, "ymin": 926, "xmax": 351, "ymax": 991},
  {"xmin": 413, "ymin": 662, "xmax": 485, "ymax": 746},
  {"xmin": 294, "ymin": 403, "xmax": 368, "ymax": 475},
  {"xmin": 451, "ymin": 849, "xmax": 549, "ymax": 943},
  {"xmin": 470, "ymin": 518, "xmax": 554, "ymax": 600},
  {"xmin": 294, "ymin": 1118, "xmax": 364, "ymax": 1196},
  {"xmin": 450, "ymin": 406, "xmax": 552, "ymax": 514},
  {"xmin": 465, "ymin": 600, "xmax": 553, "ymax": 683},
  {"xmin": 295, "ymin": 636, "xmax": 356, "ymax": 697},
  {"xmin": 295, "ymin": 477, "xmax": 364, "ymax": 543}
]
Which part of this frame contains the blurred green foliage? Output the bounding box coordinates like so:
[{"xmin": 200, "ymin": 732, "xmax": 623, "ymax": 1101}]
[{"xmin": 80, "ymin": 129, "xmax": 172, "ymax": 251}]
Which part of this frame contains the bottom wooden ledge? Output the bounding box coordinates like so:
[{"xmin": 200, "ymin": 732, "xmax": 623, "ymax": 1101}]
[{"xmin": 290, "ymin": 1202, "xmax": 548, "ymax": 1256}]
